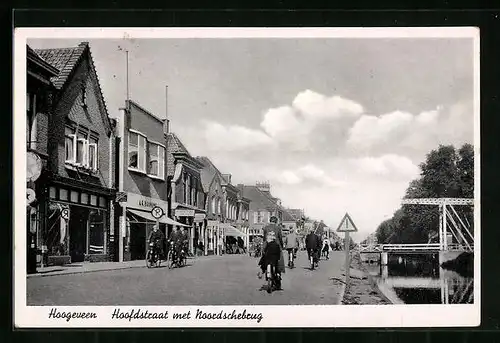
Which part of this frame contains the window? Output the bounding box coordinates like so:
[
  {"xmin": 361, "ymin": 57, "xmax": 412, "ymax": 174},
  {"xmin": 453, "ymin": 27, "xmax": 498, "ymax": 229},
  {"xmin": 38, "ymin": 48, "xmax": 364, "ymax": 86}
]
[
  {"xmin": 211, "ymin": 197, "xmax": 216, "ymax": 214},
  {"xmin": 257, "ymin": 211, "xmax": 263, "ymax": 223},
  {"xmin": 76, "ymin": 132, "xmax": 87, "ymax": 165},
  {"xmin": 185, "ymin": 175, "xmax": 191, "ymax": 205},
  {"xmin": 88, "ymin": 137, "xmax": 98, "ymax": 170},
  {"xmin": 65, "ymin": 127, "xmax": 99, "ymax": 171},
  {"xmin": 148, "ymin": 142, "xmax": 165, "ymax": 179},
  {"xmin": 217, "ymin": 198, "xmax": 221, "ymax": 214},
  {"xmin": 128, "ymin": 131, "xmax": 146, "ymax": 172},
  {"xmin": 65, "ymin": 127, "xmax": 76, "ymax": 163},
  {"xmin": 191, "ymin": 187, "xmax": 197, "ymax": 207}
]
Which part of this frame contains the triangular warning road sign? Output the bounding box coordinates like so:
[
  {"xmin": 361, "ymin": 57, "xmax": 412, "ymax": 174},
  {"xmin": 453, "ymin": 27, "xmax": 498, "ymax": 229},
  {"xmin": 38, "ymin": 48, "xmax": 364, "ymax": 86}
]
[{"xmin": 336, "ymin": 213, "xmax": 358, "ymax": 232}]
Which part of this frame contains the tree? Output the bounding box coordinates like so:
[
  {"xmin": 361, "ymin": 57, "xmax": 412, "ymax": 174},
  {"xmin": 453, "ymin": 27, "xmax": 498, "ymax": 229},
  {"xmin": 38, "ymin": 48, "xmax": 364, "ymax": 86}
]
[{"xmin": 372, "ymin": 143, "xmax": 474, "ymax": 244}]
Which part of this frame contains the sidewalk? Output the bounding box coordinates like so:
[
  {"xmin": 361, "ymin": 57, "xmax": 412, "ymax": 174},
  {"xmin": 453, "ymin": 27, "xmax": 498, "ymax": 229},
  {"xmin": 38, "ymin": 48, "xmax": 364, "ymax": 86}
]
[{"xmin": 27, "ymin": 254, "xmax": 221, "ymax": 278}]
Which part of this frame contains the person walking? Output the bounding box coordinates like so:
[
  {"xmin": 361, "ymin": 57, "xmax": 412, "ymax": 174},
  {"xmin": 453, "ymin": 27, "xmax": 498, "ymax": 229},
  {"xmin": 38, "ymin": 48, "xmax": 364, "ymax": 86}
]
[{"xmin": 284, "ymin": 228, "xmax": 300, "ymax": 267}]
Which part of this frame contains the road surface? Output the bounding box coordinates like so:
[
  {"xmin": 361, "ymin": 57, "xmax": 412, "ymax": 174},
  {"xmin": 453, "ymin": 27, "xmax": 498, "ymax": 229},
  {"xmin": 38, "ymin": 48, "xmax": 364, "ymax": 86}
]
[{"xmin": 27, "ymin": 251, "xmax": 346, "ymax": 306}]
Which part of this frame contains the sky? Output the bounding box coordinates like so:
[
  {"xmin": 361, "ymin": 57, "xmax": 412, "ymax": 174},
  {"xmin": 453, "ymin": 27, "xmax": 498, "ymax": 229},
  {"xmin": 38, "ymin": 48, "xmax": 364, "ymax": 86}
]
[{"xmin": 27, "ymin": 36, "xmax": 475, "ymax": 241}]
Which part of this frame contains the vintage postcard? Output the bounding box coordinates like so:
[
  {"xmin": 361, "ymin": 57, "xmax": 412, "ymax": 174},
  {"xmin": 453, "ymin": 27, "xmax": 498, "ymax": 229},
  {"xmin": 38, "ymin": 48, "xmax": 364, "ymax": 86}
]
[{"xmin": 14, "ymin": 27, "xmax": 480, "ymax": 328}]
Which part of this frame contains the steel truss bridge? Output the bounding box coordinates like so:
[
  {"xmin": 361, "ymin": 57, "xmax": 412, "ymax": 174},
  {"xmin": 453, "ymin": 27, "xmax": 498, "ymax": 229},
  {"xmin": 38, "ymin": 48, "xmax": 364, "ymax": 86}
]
[{"xmin": 361, "ymin": 198, "xmax": 474, "ymax": 253}]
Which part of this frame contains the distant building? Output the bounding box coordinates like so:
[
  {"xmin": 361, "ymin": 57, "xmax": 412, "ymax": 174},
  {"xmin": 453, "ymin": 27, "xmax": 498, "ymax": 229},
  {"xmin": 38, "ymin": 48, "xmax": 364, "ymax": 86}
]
[
  {"xmin": 238, "ymin": 182, "xmax": 283, "ymax": 242},
  {"xmin": 196, "ymin": 156, "xmax": 225, "ymax": 255}
]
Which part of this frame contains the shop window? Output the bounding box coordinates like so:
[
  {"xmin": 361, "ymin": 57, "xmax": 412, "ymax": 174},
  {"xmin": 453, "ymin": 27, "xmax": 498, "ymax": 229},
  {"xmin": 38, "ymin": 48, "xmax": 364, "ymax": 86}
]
[
  {"xmin": 148, "ymin": 142, "xmax": 165, "ymax": 179},
  {"xmin": 90, "ymin": 195, "xmax": 97, "ymax": 206},
  {"xmin": 128, "ymin": 130, "xmax": 147, "ymax": 172},
  {"xmin": 46, "ymin": 203, "xmax": 68, "ymax": 257},
  {"xmin": 88, "ymin": 209, "xmax": 105, "ymax": 254},
  {"xmin": 60, "ymin": 189, "xmax": 68, "ymax": 201},
  {"xmin": 70, "ymin": 191, "xmax": 79, "ymax": 203}
]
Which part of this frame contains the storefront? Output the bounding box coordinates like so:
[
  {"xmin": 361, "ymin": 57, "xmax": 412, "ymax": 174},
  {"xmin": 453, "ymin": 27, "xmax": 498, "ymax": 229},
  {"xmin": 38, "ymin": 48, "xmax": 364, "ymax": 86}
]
[
  {"xmin": 194, "ymin": 213, "xmax": 206, "ymax": 255},
  {"xmin": 44, "ymin": 184, "xmax": 112, "ymax": 265},
  {"xmin": 124, "ymin": 193, "xmax": 186, "ymax": 261}
]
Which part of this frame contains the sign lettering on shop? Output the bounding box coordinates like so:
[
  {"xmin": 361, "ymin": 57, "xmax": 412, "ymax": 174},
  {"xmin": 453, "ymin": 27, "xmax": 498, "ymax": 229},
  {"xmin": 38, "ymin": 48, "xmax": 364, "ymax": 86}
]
[
  {"xmin": 175, "ymin": 209, "xmax": 195, "ymax": 217},
  {"xmin": 126, "ymin": 192, "xmax": 167, "ymax": 211}
]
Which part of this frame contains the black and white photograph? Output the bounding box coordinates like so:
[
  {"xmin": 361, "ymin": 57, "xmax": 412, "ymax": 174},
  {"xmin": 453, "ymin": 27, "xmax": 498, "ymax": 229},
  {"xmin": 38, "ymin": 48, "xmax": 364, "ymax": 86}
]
[{"xmin": 15, "ymin": 27, "xmax": 479, "ymax": 327}]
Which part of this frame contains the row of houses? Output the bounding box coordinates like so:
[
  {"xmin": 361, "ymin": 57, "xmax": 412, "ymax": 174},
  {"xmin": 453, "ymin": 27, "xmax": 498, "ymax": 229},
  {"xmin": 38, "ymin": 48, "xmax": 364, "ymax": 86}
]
[{"xmin": 25, "ymin": 42, "xmax": 308, "ymax": 268}]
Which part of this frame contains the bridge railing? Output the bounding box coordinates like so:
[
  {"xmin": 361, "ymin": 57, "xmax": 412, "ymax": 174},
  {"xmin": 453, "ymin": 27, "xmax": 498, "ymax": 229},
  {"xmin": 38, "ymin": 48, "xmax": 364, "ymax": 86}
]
[
  {"xmin": 359, "ymin": 243, "xmax": 473, "ymax": 252},
  {"xmin": 381, "ymin": 243, "xmax": 441, "ymax": 251}
]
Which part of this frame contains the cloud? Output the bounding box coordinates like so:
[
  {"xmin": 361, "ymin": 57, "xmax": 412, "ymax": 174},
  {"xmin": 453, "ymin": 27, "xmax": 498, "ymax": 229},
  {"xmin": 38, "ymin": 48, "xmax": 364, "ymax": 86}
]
[
  {"xmin": 351, "ymin": 154, "xmax": 420, "ymax": 178},
  {"xmin": 346, "ymin": 103, "xmax": 473, "ymax": 156},
  {"xmin": 292, "ymin": 89, "xmax": 364, "ymax": 120},
  {"xmin": 279, "ymin": 164, "xmax": 345, "ymax": 188},
  {"xmin": 202, "ymin": 121, "xmax": 274, "ymax": 152}
]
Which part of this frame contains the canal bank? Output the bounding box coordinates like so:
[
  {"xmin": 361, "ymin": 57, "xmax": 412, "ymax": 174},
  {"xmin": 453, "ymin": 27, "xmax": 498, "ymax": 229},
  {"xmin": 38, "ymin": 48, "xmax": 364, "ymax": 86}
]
[{"xmin": 341, "ymin": 252, "xmax": 393, "ymax": 305}]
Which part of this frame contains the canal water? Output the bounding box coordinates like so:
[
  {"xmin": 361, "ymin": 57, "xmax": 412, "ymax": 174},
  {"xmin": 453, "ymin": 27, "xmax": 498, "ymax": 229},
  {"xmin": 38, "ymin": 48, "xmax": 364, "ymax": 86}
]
[{"xmin": 363, "ymin": 253, "xmax": 474, "ymax": 304}]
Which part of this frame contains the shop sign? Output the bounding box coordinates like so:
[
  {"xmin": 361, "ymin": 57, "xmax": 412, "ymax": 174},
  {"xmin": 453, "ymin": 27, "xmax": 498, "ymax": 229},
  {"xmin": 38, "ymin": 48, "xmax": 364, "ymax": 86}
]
[
  {"xmin": 175, "ymin": 209, "xmax": 195, "ymax": 217},
  {"xmin": 207, "ymin": 220, "xmax": 219, "ymax": 226},
  {"xmin": 127, "ymin": 192, "xmax": 167, "ymax": 211},
  {"xmin": 194, "ymin": 213, "xmax": 206, "ymax": 222}
]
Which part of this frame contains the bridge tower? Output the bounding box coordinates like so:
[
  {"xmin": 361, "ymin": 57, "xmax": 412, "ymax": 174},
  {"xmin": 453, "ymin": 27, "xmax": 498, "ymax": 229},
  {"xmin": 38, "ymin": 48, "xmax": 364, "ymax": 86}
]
[{"xmin": 400, "ymin": 198, "xmax": 474, "ymax": 252}]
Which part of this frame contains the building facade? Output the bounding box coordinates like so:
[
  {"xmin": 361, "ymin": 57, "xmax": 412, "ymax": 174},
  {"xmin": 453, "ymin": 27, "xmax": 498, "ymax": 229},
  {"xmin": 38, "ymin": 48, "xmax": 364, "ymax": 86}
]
[
  {"xmin": 167, "ymin": 133, "xmax": 206, "ymax": 255},
  {"xmin": 26, "ymin": 45, "xmax": 59, "ymax": 272},
  {"xmin": 33, "ymin": 42, "xmax": 117, "ymax": 265},
  {"xmin": 236, "ymin": 193, "xmax": 251, "ymax": 249},
  {"xmin": 239, "ymin": 182, "xmax": 283, "ymax": 243},
  {"xmin": 197, "ymin": 156, "xmax": 224, "ymax": 255},
  {"xmin": 115, "ymin": 100, "xmax": 186, "ymax": 262}
]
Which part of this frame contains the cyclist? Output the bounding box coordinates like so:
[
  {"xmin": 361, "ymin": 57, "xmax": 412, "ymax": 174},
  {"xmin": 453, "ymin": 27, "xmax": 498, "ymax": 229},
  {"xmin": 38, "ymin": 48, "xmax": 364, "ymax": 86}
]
[{"xmin": 148, "ymin": 224, "xmax": 165, "ymax": 259}]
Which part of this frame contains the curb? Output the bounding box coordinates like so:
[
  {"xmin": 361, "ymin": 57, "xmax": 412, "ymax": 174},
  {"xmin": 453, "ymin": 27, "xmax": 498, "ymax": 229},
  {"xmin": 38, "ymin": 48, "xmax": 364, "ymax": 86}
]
[
  {"xmin": 27, "ymin": 256, "xmax": 205, "ymax": 279},
  {"xmin": 27, "ymin": 264, "xmax": 147, "ymax": 278}
]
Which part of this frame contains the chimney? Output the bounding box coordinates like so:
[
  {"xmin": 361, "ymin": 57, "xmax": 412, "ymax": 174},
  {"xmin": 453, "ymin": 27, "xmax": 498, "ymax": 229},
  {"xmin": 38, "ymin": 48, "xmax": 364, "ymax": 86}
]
[
  {"xmin": 163, "ymin": 119, "xmax": 170, "ymax": 134},
  {"xmin": 256, "ymin": 181, "xmax": 270, "ymax": 193}
]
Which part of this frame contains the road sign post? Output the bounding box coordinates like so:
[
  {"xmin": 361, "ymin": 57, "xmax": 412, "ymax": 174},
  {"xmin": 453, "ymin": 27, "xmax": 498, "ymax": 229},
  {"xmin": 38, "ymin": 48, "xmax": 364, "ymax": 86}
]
[{"xmin": 336, "ymin": 212, "xmax": 358, "ymax": 286}]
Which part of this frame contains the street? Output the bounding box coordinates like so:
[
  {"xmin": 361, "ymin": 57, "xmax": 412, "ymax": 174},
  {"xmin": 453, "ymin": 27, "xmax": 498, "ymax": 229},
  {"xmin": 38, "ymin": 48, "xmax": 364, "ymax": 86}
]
[{"xmin": 27, "ymin": 251, "xmax": 346, "ymax": 306}]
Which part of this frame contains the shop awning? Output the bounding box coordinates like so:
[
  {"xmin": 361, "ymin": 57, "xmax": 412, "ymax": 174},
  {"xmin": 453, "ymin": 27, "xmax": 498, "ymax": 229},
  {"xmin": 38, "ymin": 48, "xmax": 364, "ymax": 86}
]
[
  {"xmin": 223, "ymin": 225, "xmax": 246, "ymax": 238},
  {"xmin": 127, "ymin": 209, "xmax": 190, "ymax": 227}
]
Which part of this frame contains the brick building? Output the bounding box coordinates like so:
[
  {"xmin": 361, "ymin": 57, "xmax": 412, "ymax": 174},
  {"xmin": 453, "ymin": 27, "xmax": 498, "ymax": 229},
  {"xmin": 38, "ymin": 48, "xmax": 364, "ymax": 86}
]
[
  {"xmin": 33, "ymin": 42, "xmax": 117, "ymax": 265},
  {"xmin": 26, "ymin": 45, "xmax": 59, "ymax": 271},
  {"xmin": 167, "ymin": 133, "xmax": 206, "ymax": 255},
  {"xmin": 115, "ymin": 100, "xmax": 187, "ymax": 262},
  {"xmin": 196, "ymin": 156, "xmax": 224, "ymax": 255},
  {"xmin": 238, "ymin": 182, "xmax": 283, "ymax": 243}
]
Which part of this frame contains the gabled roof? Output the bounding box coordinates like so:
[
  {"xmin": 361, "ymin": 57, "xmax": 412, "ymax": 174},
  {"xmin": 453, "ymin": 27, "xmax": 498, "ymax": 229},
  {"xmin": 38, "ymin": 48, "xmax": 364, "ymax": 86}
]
[
  {"xmin": 35, "ymin": 43, "xmax": 87, "ymax": 90},
  {"xmin": 240, "ymin": 185, "xmax": 281, "ymax": 212},
  {"xmin": 167, "ymin": 132, "xmax": 192, "ymax": 156},
  {"xmin": 195, "ymin": 157, "xmax": 220, "ymax": 193},
  {"xmin": 281, "ymin": 209, "xmax": 296, "ymax": 222},
  {"xmin": 34, "ymin": 42, "xmax": 111, "ymax": 133},
  {"xmin": 27, "ymin": 45, "xmax": 60, "ymax": 77}
]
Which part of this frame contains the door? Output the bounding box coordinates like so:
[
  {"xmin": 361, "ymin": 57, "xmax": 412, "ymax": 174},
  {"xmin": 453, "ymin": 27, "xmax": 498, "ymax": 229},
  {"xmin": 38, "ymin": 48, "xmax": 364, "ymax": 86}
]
[
  {"xmin": 69, "ymin": 207, "xmax": 88, "ymax": 263},
  {"xmin": 130, "ymin": 223, "xmax": 146, "ymax": 260}
]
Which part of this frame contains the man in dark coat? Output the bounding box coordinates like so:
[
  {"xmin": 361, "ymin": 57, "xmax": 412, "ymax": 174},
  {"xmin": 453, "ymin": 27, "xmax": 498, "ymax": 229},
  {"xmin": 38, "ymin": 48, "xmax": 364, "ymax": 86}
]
[
  {"xmin": 305, "ymin": 229, "xmax": 321, "ymax": 266},
  {"xmin": 260, "ymin": 216, "xmax": 286, "ymax": 275}
]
